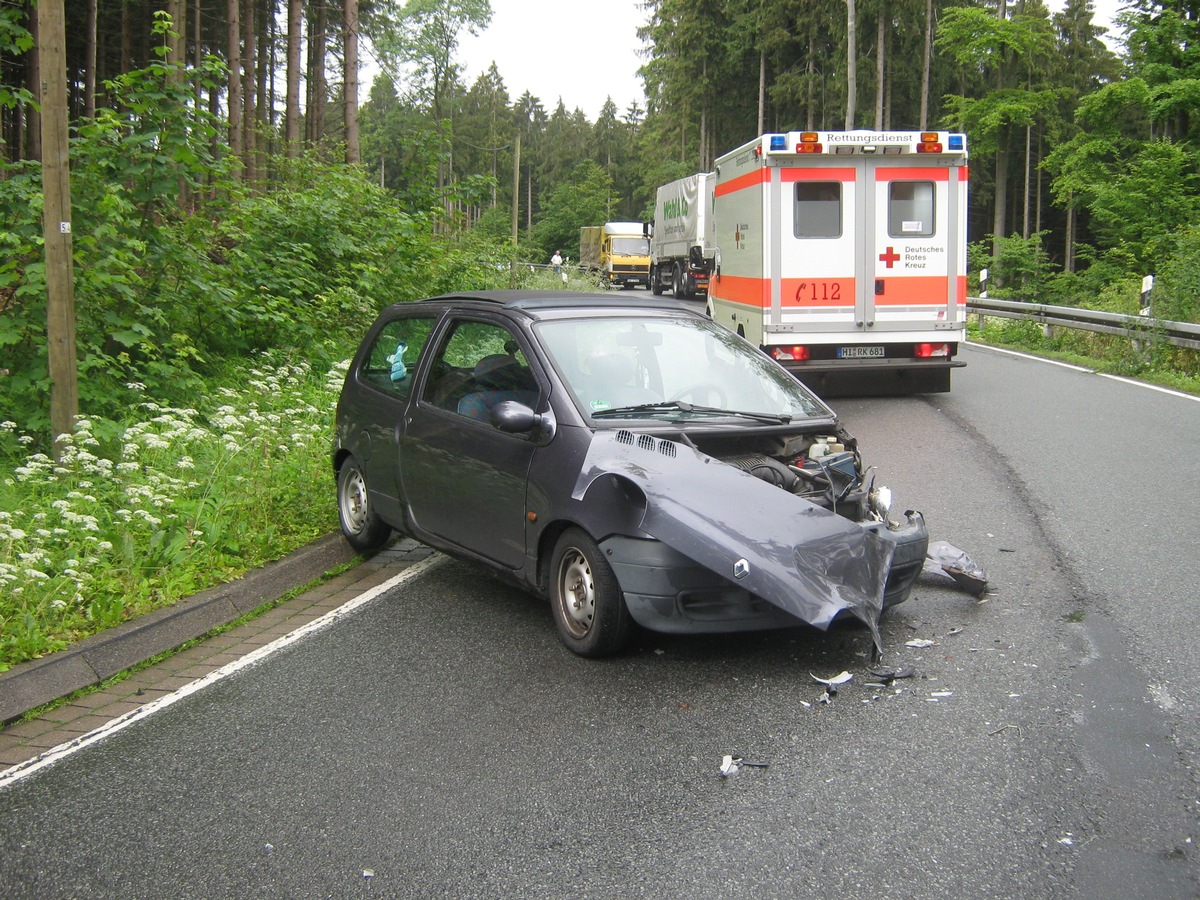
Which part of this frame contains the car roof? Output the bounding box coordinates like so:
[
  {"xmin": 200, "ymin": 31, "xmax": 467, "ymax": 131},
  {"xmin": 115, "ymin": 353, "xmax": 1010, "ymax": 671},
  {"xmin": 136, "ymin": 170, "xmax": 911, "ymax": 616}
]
[{"xmin": 419, "ymin": 290, "xmax": 697, "ymax": 320}]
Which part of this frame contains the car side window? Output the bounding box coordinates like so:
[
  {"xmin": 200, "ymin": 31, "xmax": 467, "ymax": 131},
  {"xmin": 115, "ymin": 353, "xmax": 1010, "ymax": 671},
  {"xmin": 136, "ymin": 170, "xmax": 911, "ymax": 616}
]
[
  {"xmin": 359, "ymin": 315, "xmax": 437, "ymax": 400},
  {"xmin": 421, "ymin": 320, "xmax": 540, "ymax": 423}
]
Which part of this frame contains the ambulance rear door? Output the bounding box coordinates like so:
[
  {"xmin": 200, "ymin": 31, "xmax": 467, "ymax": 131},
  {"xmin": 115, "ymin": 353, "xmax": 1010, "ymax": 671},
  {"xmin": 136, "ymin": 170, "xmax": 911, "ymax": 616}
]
[{"xmin": 867, "ymin": 146, "xmax": 968, "ymax": 341}]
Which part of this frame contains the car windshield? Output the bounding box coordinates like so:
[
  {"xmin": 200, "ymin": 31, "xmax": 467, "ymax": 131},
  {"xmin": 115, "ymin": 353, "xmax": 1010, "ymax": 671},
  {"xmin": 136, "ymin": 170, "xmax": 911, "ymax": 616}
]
[{"xmin": 535, "ymin": 315, "xmax": 831, "ymax": 422}]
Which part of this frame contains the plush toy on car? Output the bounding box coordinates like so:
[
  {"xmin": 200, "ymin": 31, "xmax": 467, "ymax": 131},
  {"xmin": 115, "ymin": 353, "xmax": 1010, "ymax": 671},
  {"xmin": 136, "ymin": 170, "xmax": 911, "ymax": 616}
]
[{"xmin": 388, "ymin": 340, "xmax": 408, "ymax": 382}]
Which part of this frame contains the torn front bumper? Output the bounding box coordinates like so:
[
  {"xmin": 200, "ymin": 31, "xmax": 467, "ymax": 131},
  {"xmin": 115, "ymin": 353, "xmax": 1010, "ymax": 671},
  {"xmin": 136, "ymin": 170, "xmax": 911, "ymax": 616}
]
[
  {"xmin": 601, "ymin": 511, "xmax": 927, "ymax": 635},
  {"xmin": 574, "ymin": 431, "xmax": 928, "ymax": 645}
]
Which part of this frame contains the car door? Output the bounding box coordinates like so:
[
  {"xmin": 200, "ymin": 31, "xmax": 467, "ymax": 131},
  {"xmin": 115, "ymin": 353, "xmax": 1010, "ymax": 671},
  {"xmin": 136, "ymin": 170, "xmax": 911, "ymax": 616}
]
[
  {"xmin": 400, "ymin": 316, "xmax": 545, "ymax": 569},
  {"xmin": 340, "ymin": 311, "xmax": 439, "ymax": 525}
]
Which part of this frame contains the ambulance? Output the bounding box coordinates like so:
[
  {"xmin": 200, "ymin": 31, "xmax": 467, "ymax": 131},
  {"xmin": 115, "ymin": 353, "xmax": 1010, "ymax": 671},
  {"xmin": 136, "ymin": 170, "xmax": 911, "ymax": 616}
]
[{"xmin": 707, "ymin": 130, "xmax": 968, "ymax": 394}]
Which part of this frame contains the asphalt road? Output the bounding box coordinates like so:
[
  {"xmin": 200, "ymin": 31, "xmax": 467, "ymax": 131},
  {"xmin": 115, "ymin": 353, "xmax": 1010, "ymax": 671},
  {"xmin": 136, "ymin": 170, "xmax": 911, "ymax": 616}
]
[{"xmin": 1, "ymin": 344, "xmax": 1197, "ymax": 898}]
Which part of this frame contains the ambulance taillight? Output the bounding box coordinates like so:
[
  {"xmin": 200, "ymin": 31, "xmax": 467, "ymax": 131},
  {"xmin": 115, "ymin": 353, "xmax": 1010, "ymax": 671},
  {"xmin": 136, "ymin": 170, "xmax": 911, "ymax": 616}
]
[
  {"xmin": 771, "ymin": 346, "xmax": 811, "ymax": 362},
  {"xmin": 914, "ymin": 343, "xmax": 951, "ymax": 358}
]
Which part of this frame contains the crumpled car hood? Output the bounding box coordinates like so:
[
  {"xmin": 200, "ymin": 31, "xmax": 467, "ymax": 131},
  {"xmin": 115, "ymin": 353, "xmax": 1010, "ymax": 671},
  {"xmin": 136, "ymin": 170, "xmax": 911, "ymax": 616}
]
[{"xmin": 573, "ymin": 430, "xmax": 894, "ymax": 645}]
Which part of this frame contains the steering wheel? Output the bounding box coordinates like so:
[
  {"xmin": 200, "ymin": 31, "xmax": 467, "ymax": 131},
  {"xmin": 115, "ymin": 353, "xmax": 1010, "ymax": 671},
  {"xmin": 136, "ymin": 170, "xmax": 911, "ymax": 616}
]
[{"xmin": 668, "ymin": 383, "xmax": 728, "ymax": 407}]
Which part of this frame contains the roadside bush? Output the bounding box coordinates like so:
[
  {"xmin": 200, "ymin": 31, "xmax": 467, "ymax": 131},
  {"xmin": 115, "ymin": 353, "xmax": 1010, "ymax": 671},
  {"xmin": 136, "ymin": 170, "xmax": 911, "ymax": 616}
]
[{"xmin": 0, "ymin": 352, "xmax": 344, "ymax": 672}]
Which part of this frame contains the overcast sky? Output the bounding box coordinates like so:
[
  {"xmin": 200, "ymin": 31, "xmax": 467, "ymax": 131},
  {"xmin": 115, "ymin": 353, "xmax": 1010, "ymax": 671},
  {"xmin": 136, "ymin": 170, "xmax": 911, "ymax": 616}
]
[
  {"xmin": 391, "ymin": 0, "xmax": 1126, "ymax": 124},
  {"xmin": 456, "ymin": 0, "xmax": 649, "ymax": 121}
]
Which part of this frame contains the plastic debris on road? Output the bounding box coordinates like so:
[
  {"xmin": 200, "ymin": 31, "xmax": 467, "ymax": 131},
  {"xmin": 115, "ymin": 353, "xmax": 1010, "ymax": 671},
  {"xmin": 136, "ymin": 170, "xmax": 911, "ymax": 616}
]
[
  {"xmin": 720, "ymin": 754, "xmax": 768, "ymax": 777},
  {"xmin": 906, "ymin": 638, "xmax": 936, "ymax": 649},
  {"xmin": 868, "ymin": 665, "xmax": 915, "ymax": 684},
  {"xmin": 922, "ymin": 540, "xmax": 989, "ymax": 595}
]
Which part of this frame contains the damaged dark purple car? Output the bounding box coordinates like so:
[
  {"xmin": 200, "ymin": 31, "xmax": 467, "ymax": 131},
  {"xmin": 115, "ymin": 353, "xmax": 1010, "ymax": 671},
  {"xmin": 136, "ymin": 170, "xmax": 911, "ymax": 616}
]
[{"xmin": 333, "ymin": 291, "xmax": 927, "ymax": 656}]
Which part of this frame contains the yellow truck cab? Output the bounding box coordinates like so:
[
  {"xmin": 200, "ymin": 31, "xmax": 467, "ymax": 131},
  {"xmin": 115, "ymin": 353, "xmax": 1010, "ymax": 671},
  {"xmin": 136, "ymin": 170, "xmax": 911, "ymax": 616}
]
[{"xmin": 579, "ymin": 222, "xmax": 651, "ymax": 289}]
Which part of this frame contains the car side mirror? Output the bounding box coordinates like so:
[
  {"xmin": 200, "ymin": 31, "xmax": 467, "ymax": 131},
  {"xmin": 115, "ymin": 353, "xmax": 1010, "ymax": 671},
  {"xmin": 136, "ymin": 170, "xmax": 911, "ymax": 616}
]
[{"xmin": 490, "ymin": 400, "xmax": 556, "ymax": 442}]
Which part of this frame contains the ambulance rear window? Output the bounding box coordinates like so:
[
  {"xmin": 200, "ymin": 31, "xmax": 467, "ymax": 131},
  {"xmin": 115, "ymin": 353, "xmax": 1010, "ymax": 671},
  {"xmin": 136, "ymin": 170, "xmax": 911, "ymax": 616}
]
[
  {"xmin": 793, "ymin": 182, "xmax": 842, "ymax": 239},
  {"xmin": 889, "ymin": 182, "xmax": 935, "ymax": 237}
]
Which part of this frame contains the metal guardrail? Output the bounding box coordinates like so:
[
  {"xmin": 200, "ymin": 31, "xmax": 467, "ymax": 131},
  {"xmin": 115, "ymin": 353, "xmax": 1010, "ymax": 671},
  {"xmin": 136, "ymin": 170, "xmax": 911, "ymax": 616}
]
[{"xmin": 966, "ymin": 296, "xmax": 1200, "ymax": 352}]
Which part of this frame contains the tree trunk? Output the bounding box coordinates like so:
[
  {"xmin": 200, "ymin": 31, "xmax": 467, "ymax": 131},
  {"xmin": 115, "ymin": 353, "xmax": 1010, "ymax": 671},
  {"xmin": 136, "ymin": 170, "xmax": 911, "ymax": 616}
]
[
  {"xmin": 286, "ymin": 0, "xmax": 302, "ymax": 156},
  {"xmin": 920, "ymin": 0, "xmax": 932, "ymax": 129},
  {"xmin": 758, "ymin": 48, "xmax": 766, "ymax": 136},
  {"xmin": 874, "ymin": 12, "xmax": 884, "ymax": 130},
  {"xmin": 120, "ymin": 0, "xmax": 132, "ymax": 74},
  {"xmin": 259, "ymin": 3, "xmax": 271, "ymax": 165},
  {"xmin": 84, "ymin": 0, "xmax": 97, "ymax": 118},
  {"xmin": 845, "ymin": 0, "xmax": 857, "ymax": 129},
  {"xmin": 1064, "ymin": 197, "xmax": 1076, "ymax": 274},
  {"xmin": 1022, "ymin": 124, "xmax": 1031, "ymax": 239},
  {"xmin": 227, "ymin": 0, "xmax": 243, "ymax": 171},
  {"xmin": 308, "ymin": 2, "xmax": 327, "ymax": 145},
  {"xmin": 344, "ymin": 0, "xmax": 360, "ymax": 164},
  {"xmin": 242, "ymin": 0, "xmax": 257, "ymax": 182},
  {"xmin": 806, "ymin": 19, "xmax": 815, "ymax": 131},
  {"xmin": 166, "ymin": 0, "xmax": 184, "ymax": 71},
  {"xmin": 26, "ymin": 2, "xmax": 41, "ymax": 160},
  {"xmin": 992, "ymin": 132, "xmax": 1009, "ymax": 264}
]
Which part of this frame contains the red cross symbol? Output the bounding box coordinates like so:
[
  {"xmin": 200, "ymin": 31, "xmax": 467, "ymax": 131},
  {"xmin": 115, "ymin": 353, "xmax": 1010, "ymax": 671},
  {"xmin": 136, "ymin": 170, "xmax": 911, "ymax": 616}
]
[{"xmin": 879, "ymin": 246, "xmax": 901, "ymax": 268}]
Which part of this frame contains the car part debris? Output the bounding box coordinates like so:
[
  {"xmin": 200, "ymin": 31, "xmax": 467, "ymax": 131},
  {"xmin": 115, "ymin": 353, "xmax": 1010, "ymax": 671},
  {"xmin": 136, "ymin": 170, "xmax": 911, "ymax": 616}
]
[
  {"xmin": 922, "ymin": 541, "xmax": 988, "ymax": 595},
  {"xmin": 810, "ymin": 670, "xmax": 853, "ymax": 695},
  {"xmin": 906, "ymin": 638, "xmax": 936, "ymax": 648},
  {"xmin": 868, "ymin": 665, "xmax": 914, "ymax": 684},
  {"xmin": 720, "ymin": 755, "xmax": 769, "ymax": 777}
]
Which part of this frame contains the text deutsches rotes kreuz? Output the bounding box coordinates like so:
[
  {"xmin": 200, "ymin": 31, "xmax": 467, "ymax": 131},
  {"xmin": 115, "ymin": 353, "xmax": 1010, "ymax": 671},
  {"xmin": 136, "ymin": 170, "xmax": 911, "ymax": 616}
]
[{"xmin": 903, "ymin": 245, "xmax": 943, "ymax": 269}]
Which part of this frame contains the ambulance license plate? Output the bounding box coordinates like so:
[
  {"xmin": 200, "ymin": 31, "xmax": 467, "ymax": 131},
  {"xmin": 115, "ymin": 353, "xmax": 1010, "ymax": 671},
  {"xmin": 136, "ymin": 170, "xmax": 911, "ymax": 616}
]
[{"xmin": 838, "ymin": 346, "xmax": 884, "ymax": 359}]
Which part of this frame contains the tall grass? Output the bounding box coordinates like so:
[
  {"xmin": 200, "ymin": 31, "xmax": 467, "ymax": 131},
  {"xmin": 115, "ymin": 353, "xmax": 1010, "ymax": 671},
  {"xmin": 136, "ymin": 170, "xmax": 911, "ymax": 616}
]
[
  {"xmin": 970, "ymin": 318, "xmax": 1200, "ymax": 395},
  {"xmin": 0, "ymin": 352, "xmax": 347, "ymax": 672}
]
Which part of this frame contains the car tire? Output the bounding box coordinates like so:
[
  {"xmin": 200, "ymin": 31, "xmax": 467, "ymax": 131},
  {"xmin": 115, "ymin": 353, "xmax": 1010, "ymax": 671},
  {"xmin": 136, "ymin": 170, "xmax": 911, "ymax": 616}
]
[
  {"xmin": 549, "ymin": 527, "xmax": 631, "ymax": 657},
  {"xmin": 337, "ymin": 458, "xmax": 392, "ymax": 552}
]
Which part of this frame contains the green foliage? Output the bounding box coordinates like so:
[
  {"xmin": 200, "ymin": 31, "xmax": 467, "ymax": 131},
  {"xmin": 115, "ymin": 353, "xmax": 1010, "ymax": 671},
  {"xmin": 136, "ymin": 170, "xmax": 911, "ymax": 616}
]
[
  {"xmin": 1151, "ymin": 225, "xmax": 1200, "ymax": 323},
  {"xmin": 0, "ymin": 5, "xmax": 33, "ymax": 109},
  {"xmin": 532, "ymin": 161, "xmax": 614, "ymax": 258},
  {"xmin": 969, "ymin": 232, "xmax": 1056, "ymax": 299},
  {"xmin": 1085, "ymin": 140, "xmax": 1200, "ymax": 264}
]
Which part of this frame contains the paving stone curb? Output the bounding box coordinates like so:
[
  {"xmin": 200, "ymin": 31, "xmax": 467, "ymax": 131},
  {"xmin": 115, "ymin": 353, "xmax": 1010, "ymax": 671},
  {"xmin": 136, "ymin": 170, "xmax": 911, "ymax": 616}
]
[{"xmin": 0, "ymin": 533, "xmax": 360, "ymax": 724}]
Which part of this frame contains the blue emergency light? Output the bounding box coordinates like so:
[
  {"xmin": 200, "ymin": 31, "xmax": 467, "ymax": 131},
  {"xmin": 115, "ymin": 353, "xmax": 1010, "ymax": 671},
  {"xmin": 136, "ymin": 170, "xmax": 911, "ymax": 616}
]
[
  {"xmin": 948, "ymin": 134, "xmax": 965, "ymax": 151},
  {"xmin": 769, "ymin": 135, "xmax": 787, "ymax": 151}
]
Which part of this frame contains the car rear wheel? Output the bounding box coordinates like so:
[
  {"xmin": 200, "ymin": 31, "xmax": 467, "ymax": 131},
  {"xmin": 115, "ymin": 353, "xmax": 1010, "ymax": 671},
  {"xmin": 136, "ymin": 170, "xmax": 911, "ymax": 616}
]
[
  {"xmin": 550, "ymin": 528, "xmax": 631, "ymax": 657},
  {"xmin": 337, "ymin": 458, "xmax": 392, "ymax": 552}
]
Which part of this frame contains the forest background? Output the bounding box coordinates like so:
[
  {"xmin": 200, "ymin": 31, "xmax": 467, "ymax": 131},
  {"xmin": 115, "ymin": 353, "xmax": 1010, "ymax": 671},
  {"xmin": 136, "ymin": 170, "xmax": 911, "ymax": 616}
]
[{"xmin": 1, "ymin": 0, "xmax": 1199, "ymax": 672}]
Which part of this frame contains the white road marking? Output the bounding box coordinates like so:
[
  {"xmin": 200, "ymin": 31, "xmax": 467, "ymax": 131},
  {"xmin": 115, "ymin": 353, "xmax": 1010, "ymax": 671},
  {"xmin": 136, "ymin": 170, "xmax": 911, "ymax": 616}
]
[{"xmin": 0, "ymin": 554, "xmax": 446, "ymax": 791}]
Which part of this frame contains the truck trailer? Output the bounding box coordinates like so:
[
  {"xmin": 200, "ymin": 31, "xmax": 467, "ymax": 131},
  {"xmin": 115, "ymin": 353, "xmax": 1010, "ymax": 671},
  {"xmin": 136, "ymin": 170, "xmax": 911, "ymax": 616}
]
[
  {"xmin": 707, "ymin": 130, "xmax": 969, "ymax": 394},
  {"xmin": 579, "ymin": 222, "xmax": 651, "ymax": 289},
  {"xmin": 648, "ymin": 172, "xmax": 715, "ymax": 298}
]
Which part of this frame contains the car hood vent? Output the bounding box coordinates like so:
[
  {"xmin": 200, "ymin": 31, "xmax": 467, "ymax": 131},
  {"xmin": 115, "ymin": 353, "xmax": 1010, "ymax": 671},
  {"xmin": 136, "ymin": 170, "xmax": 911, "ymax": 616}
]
[{"xmin": 616, "ymin": 429, "xmax": 677, "ymax": 457}]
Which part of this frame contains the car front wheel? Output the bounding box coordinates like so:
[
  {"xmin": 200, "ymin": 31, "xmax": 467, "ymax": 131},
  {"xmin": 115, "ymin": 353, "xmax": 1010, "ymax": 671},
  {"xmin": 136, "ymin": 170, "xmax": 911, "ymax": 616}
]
[
  {"xmin": 337, "ymin": 458, "xmax": 392, "ymax": 552},
  {"xmin": 550, "ymin": 528, "xmax": 631, "ymax": 657}
]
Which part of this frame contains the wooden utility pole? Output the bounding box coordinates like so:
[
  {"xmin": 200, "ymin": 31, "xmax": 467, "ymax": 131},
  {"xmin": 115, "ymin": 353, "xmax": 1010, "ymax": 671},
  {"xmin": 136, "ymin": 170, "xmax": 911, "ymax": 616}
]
[{"xmin": 39, "ymin": 0, "xmax": 78, "ymax": 457}]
